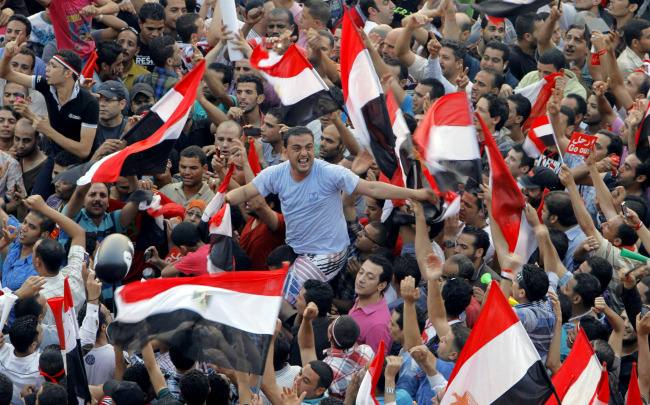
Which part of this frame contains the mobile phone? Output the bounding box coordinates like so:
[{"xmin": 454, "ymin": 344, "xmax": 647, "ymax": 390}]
[
  {"xmin": 622, "ymin": 201, "xmax": 628, "ymax": 220},
  {"xmin": 83, "ymin": 252, "xmax": 90, "ymax": 267},
  {"xmin": 143, "ymin": 249, "xmax": 153, "ymax": 263},
  {"xmin": 244, "ymin": 127, "xmax": 261, "ymax": 137},
  {"xmin": 642, "ymin": 305, "xmax": 650, "ymax": 317},
  {"xmin": 626, "ymin": 263, "xmax": 645, "ymax": 276}
]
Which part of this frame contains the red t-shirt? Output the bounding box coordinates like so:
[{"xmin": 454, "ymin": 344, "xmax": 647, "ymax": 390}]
[
  {"xmin": 175, "ymin": 244, "xmax": 211, "ymax": 276},
  {"xmin": 239, "ymin": 213, "xmax": 286, "ymax": 270}
]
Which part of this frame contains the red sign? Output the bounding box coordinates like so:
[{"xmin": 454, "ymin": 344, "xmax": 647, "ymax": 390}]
[{"xmin": 567, "ymin": 133, "xmax": 597, "ymax": 156}]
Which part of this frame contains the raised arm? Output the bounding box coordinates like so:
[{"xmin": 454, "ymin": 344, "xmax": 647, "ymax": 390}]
[
  {"xmin": 24, "ymin": 195, "xmax": 85, "ymax": 247},
  {"xmin": 558, "ymin": 164, "xmax": 603, "ymax": 243},
  {"xmin": 425, "ymin": 254, "xmax": 451, "ymax": 340},
  {"xmin": 529, "ymin": 205, "xmax": 569, "ymax": 281},
  {"xmin": 586, "ymin": 149, "xmax": 618, "ymax": 219},
  {"xmin": 65, "ymin": 183, "xmax": 91, "ymax": 220},
  {"xmin": 354, "ymin": 178, "xmax": 437, "ymax": 204},
  {"xmin": 225, "ymin": 182, "xmax": 261, "ymax": 206},
  {"xmin": 412, "ymin": 199, "xmax": 435, "ymax": 280},
  {"xmin": 546, "ymin": 292, "xmax": 563, "ymax": 374},
  {"xmin": 297, "ymin": 303, "xmax": 319, "ymax": 366},
  {"xmin": 0, "ymin": 42, "xmax": 33, "ymax": 89},
  {"xmin": 593, "ymin": 296, "xmax": 624, "ymax": 357},
  {"xmin": 142, "ymin": 342, "xmax": 169, "ymax": 397},
  {"xmin": 536, "ymin": 6, "xmax": 561, "ymax": 57},
  {"xmin": 401, "ymin": 276, "xmax": 423, "ymax": 351},
  {"xmin": 396, "ymin": 14, "xmax": 432, "ymax": 68}
]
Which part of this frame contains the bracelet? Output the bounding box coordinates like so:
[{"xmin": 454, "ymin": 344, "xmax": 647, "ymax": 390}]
[
  {"xmin": 635, "ymin": 222, "xmax": 644, "ymax": 231},
  {"xmin": 501, "ymin": 269, "xmax": 514, "ymax": 280},
  {"xmin": 98, "ymin": 14, "xmax": 104, "ymax": 22},
  {"xmin": 88, "ymin": 295, "xmax": 101, "ymax": 301},
  {"xmin": 445, "ymin": 16, "xmax": 456, "ymax": 21}
]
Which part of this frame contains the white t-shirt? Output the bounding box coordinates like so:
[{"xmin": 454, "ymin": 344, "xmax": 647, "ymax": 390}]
[
  {"xmin": 0, "ymin": 343, "xmax": 43, "ymax": 398},
  {"xmin": 28, "ymin": 12, "xmax": 55, "ymax": 47},
  {"xmin": 84, "ymin": 344, "xmax": 115, "ymax": 386}
]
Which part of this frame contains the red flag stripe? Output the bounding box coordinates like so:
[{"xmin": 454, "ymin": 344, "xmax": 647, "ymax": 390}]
[
  {"xmin": 248, "ymin": 139, "xmax": 262, "ymax": 176},
  {"xmin": 218, "ymin": 162, "xmax": 236, "ymax": 194},
  {"xmin": 250, "ymin": 44, "xmax": 313, "ymax": 79}
]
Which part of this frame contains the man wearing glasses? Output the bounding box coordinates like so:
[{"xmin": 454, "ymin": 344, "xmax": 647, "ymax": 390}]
[{"xmin": 0, "ymin": 41, "xmax": 99, "ymax": 198}]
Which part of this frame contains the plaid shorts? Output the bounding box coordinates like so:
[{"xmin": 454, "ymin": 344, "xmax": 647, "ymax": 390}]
[{"xmin": 282, "ymin": 247, "xmax": 350, "ymax": 306}]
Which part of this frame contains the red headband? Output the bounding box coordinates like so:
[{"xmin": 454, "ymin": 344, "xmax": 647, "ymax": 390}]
[{"xmin": 39, "ymin": 366, "xmax": 65, "ymax": 383}]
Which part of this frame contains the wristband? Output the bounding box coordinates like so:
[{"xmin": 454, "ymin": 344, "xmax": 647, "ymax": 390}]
[
  {"xmin": 445, "ymin": 16, "xmax": 456, "ymax": 21},
  {"xmin": 501, "ymin": 269, "xmax": 514, "ymax": 280},
  {"xmin": 88, "ymin": 295, "xmax": 101, "ymax": 301},
  {"xmin": 635, "ymin": 222, "xmax": 644, "ymax": 231}
]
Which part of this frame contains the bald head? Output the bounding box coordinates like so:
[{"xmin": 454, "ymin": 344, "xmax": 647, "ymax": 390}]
[
  {"xmin": 370, "ymin": 24, "xmax": 392, "ymax": 40},
  {"xmin": 383, "ymin": 28, "xmax": 403, "ymax": 60}
]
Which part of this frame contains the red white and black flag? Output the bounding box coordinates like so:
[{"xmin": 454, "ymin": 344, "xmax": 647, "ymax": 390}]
[
  {"xmin": 472, "ymin": 0, "xmax": 554, "ymax": 18},
  {"xmin": 522, "ymin": 115, "xmax": 558, "ymax": 159},
  {"xmin": 107, "ymin": 268, "xmax": 288, "ymax": 374},
  {"xmin": 208, "ymin": 203, "xmax": 234, "ymax": 273},
  {"xmin": 635, "ymin": 101, "xmax": 650, "ymax": 161},
  {"xmin": 356, "ymin": 339, "xmax": 385, "ymax": 405},
  {"xmin": 77, "ymin": 60, "xmax": 206, "ymax": 185},
  {"xmin": 442, "ymin": 280, "xmax": 555, "ymax": 404},
  {"xmin": 515, "ymin": 72, "xmax": 562, "ymax": 134},
  {"xmin": 413, "ymin": 92, "xmax": 482, "ymax": 193},
  {"xmin": 249, "ymin": 44, "xmax": 339, "ymax": 127},
  {"xmin": 46, "ymin": 277, "xmax": 92, "ymax": 403},
  {"xmin": 340, "ymin": 11, "xmax": 399, "ymax": 182}
]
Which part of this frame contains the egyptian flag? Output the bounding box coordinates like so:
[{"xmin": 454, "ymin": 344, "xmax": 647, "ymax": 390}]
[
  {"xmin": 479, "ymin": 113, "xmax": 536, "ymax": 261},
  {"xmin": 356, "ymin": 339, "xmax": 385, "ymax": 405},
  {"xmin": 522, "ymin": 115, "xmax": 558, "ymax": 159},
  {"xmin": 413, "ymin": 92, "xmax": 482, "ymax": 193},
  {"xmin": 340, "ymin": 11, "xmax": 400, "ymax": 182},
  {"xmin": 536, "ymin": 188, "xmax": 550, "ymax": 223},
  {"xmin": 346, "ymin": 4, "xmax": 367, "ymax": 29},
  {"xmin": 46, "ymin": 278, "xmax": 92, "ymax": 403},
  {"xmin": 627, "ymin": 363, "xmax": 642, "ymax": 405},
  {"xmin": 635, "ymin": 101, "xmax": 650, "ymax": 161},
  {"xmin": 386, "ymin": 88, "xmax": 416, "ymax": 188},
  {"xmin": 515, "ymin": 72, "xmax": 562, "ymax": 133},
  {"xmin": 208, "ymin": 203, "xmax": 234, "ymax": 273},
  {"xmin": 77, "ymin": 60, "xmax": 206, "ymax": 185},
  {"xmin": 441, "ymin": 280, "xmax": 555, "ymax": 404},
  {"xmin": 249, "ymin": 44, "xmax": 338, "ymax": 127},
  {"xmin": 107, "ymin": 268, "xmax": 288, "ymax": 375},
  {"xmin": 248, "ymin": 139, "xmax": 262, "ymax": 176},
  {"xmin": 545, "ymin": 328, "xmax": 601, "ymax": 405},
  {"xmin": 202, "ymin": 162, "xmax": 235, "ymax": 223},
  {"xmin": 80, "ymin": 50, "xmax": 98, "ymax": 83},
  {"xmin": 592, "ymin": 366, "xmax": 610, "ymax": 405},
  {"xmin": 472, "ymin": 0, "xmax": 554, "ymax": 18}
]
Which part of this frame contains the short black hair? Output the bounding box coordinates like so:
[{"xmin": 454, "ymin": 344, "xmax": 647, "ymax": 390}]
[
  {"xmin": 123, "ymin": 364, "xmax": 152, "ymax": 398},
  {"xmin": 539, "ymin": 48, "xmax": 565, "ymax": 72},
  {"xmin": 39, "ymin": 345, "xmax": 65, "ymax": 385},
  {"xmin": 208, "ymin": 62, "xmax": 233, "ymax": 85},
  {"xmin": 439, "ymin": 39, "xmax": 466, "ymax": 62},
  {"xmin": 14, "ymin": 295, "xmax": 44, "ymax": 319},
  {"xmin": 54, "ymin": 150, "xmax": 83, "ymax": 168},
  {"xmin": 331, "ymin": 315, "xmax": 360, "ymax": 350},
  {"xmin": 266, "ymin": 106, "xmax": 285, "ymax": 124},
  {"xmin": 480, "ymin": 67, "xmax": 504, "ymax": 91},
  {"xmin": 441, "ymin": 278, "xmax": 472, "ymax": 317},
  {"xmin": 8, "ymin": 315, "xmax": 39, "ymax": 353},
  {"xmin": 180, "ymin": 369, "xmax": 210, "ymax": 405},
  {"xmin": 236, "ymin": 74, "xmax": 264, "ymax": 97},
  {"xmin": 449, "ymin": 254, "xmax": 476, "ymax": 280},
  {"xmin": 367, "ymin": 221, "xmax": 388, "ymax": 248},
  {"xmin": 150, "ymin": 35, "xmax": 177, "ymax": 68},
  {"xmin": 579, "ymin": 317, "xmax": 609, "ymax": 342},
  {"xmin": 366, "ymin": 254, "xmax": 394, "ymax": 293},
  {"xmin": 597, "ymin": 130, "xmax": 623, "ymax": 157},
  {"xmin": 273, "ymin": 332, "xmax": 291, "ymax": 370},
  {"xmin": 18, "ymin": 47, "xmax": 36, "ymax": 71},
  {"xmin": 592, "ymin": 339, "xmax": 615, "ymax": 372},
  {"xmin": 461, "ymin": 225, "xmax": 491, "ymax": 258},
  {"xmin": 484, "ymin": 41, "xmax": 509, "ymax": 63},
  {"xmin": 304, "ymin": 0, "xmax": 332, "ymax": 25},
  {"xmin": 392, "ymin": 255, "xmax": 421, "ymax": 287},
  {"xmin": 7, "ymin": 14, "xmax": 31, "ymax": 36},
  {"xmin": 53, "ymin": 49, "xmax": 82, "ymax": 79},
  {"xmin": 511, "ymin": 144, "xmax": 535, "ymax": 170},
  {"xmin": 170, "ymin": 222, "xmax": 202, "ymax": 248},
  {"xmin": 548, "ymin": 228, "xmax": 569, "ymax": 262},
  {"xmin": 37, "ymin": 382, "xmax": 67, "ymax": 405},
  {"xmin": 309, "ymin": 360, "xmax": 334, "ymax": 391},
  {"xmin": 393, "ymin": 302, "xmax": 427, "ymax": 332},
  {"xmin": 303, "ymin": 279, "xmax": 333, "ymax": 317},
  {"xmin": 29, "ymin": 210, "xmax": 56, "ymax": 235},
  {"xmin": 283, "ymin": 126, "xmax": 314, "ymax": 148},
  {"xmin": 97, "ymin": 40, "xmax": 124, "ymax": 69},
  {"xmin": 584, "ymin": 256, "xmax": 612, "ymax": 295},
  {"xmin": 207, "ymin": 373, "xmax": 230, "ymax": 405},
  {"xmin": 176, "ymin": 13, "xmax": 201, "ymax": 43},
  {"xmin": 507, "ymin": 93, "xmax": 532, "ymax": 124},
  {"xmin": 139, "ymin": 2, "xmax": 166, "ymax": 22},
  {"xmin": 169, "ymin": 329, "xmax": 199, "ymax": 371},
  {"xmin": 515, "ymin": 13, "xmax": 543, "ymax": 40},
  {"xmin": 545, "ymin": 191, "xmax": 577, "ymax": 227},
  {"xmin": 519, "ymin": 264, "xmax": 548, "ymax": 302},
  {"xmin": 34, "ymin": 237, "xmax": 66, "ymax": 274},
  {"xmin": 573, "ymin": 273, "xmax": 601, "ymax": 308},
  {"xmin": 451, "ymin": 323, "xmax": 471, "ymax": 353},
  {"xmin": 180, "ymin": 145, "xmax": 207, "ymax": 165},
  {"xmin": 615, "ymin": 223, "xmax": 639, "ymax": 246},
  {"xmin": 479, "ymin": 92, "xmax": 509, "ymax": 131},
  {"xmin": 419, "ymin": 78, "xmax": 445, "ymax": 100},
  {"xmin": 635, "ymin": 157, "xmax": 650, "ymax": 188},
  {"xmin": 386, "ymin": 59, "xmax": 408, "ymax": 81},
  {"xmin": 266, "ymin": 245, "xmax": 298, "ymax": 268},
  {"xmin": 0, "ymin": 373, "xmax": 11, "ymax": 405},
  {"xmin": 559, "ymin": 105, "xmax": 576, "ymax": 127},
  {"xmin": 624, "ymin": 194, "xmax": 649, "ymax": 220},
  {"xmin": 565, "ymin": 93, "xmax": 587, "ymax": 117}
]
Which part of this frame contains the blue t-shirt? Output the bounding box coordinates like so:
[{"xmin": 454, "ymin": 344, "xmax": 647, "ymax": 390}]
[
  {"xmin": 376, "ymin": 389, "xmax": 413, "ymax": 405},
  {"xmin": 401, "ymin": 94, "xmax": 414, "ymax": 116},
  {"xmin": 2, "ymin": 215, "xmax": 36, "ymax": 292},
  {"xmin": 252, "ymin": 159, "xmax": 359, "ymax": 254}
]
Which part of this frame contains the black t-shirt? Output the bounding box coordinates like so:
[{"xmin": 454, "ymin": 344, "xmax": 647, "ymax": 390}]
[
  {"xmin": 508, "ymin": 44, "xmax": 537, "ymax": 81},
  {"xmin": 34, "ymin": 76, "xmax": 99, "ymax": 157},
  {"xmin": 135, "ymin": 39, "xmax": 156, "ymax": 72}
]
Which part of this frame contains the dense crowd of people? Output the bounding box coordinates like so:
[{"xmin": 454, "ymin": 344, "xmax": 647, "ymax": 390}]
[{"xmin": 0, "ymin": 0, "xmax": 649, "ymax": 404}]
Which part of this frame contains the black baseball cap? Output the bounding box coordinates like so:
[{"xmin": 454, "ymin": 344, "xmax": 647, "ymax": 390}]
[
  {"xmin": 517, "ymin": 166, "xmax": 561, "ymax": 190},
  {"xmin": 97, "ymin": 80, "xmax": 128, "ymax": 100}
]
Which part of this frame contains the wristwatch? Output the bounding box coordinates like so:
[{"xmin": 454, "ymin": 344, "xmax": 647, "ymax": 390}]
[
  {"xmin": 443, "ymin": 240, "xmax": 457, "ymax": 248},
  {"xmin": 385, "ymin": 387, "xmax": 395, "ymax": 394}
]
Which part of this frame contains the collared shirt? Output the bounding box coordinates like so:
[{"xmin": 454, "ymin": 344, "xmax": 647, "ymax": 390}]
[
  {"xmin": 618, "ymin": 47, "xmax": 648, "ymax": 79},
  {"xmin": 595, "ymin": 238, "xmax": 642, "ymax": 313},
  {"xmin": 122, "ymin": 61, "xmax": 151, "ymax": 90},
  {"xmin": 514, "ymin": 298, "xmax": 556, "ymax": 362},
  {"xmin": 166, "ymin": 370, "xmax": 184, "ymax": 401},
  {"xmin": 159, "ymin": 181, "xmax": 215, "ymax": 208},
  {"xmin": 41, "ymin": 245, "xmax": 87, "ymax": 327},
  {"xmin": 563, "ymin": 225, "xmax": 587, "ymax": 270},
  {"xmin": 349, "ymin": 296, "xmax": 393, "ymax": 353},
  {"xmin": 135, "ymin": 67, "xmax": 179, "ymax": 100},
  {"xmin": 324, "ymin": 344, "xmax": 374, "ymax": 398},
  {"xmin": 516, "ymin": 69, "xmax": 587, "ymax": 100},
  {"xmin": 2, "ymin": 215, "xmax": 35, "ymax": 292},
  {"xmin": 59, "ymin": 205, "xmax": 124, "ymax": 247}
]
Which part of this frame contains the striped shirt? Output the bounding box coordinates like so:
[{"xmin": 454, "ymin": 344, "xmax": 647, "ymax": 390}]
[
  {"xmin": 514, "ymin": 298, "xmax": 556, "ymax": 362},
  {"xmin": 324, "ymin": 345, "xmax": 374, "ymax": 398}
]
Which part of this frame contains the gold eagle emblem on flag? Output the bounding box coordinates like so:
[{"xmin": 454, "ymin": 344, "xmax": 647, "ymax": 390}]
[{"xmin": 192, "ymin": 290, "xmax": 213, "ymax": 310}]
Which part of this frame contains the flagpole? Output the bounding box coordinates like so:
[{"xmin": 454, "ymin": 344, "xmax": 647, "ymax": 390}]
[{"xmin": 256, "ymin": 374, "xmax": 263, "ymax": 397}]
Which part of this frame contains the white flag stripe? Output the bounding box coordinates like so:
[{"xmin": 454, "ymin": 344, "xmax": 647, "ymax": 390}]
[
  {"xmin": 534, "ymin": 123, "xmax": 554, "ymax": 138},
  {"xmin": 561, "ymin": 355, "xmax": 602, "ymax": 405},
  {"xmin": 514, "ymin": 209, "xmax": 537, "ymax": 262},
  {"xmin": 346, "ymin": 49, "xmax": 383, "ymax": 146},
  {"xmin": 259, "ymin": 68, "xmax": 328, "ymax": 105},
  {"xmin": 514, "ymin": 76, "xmax": 550, "ymax": 106},
  {"xmin": 522, "ymin": 136, "xmax": 542, "ymax": 158},
  {"xmin": 114, "ymin": 284, "xmax": 282, "ymax": 335},
  {"xmin": 210, "ymin": 205, "xmax": 232, "ymax": 237},
  {"xmin": 424, "ymin": 125, "xmax": 480, "ymax": 162},
  {"xmin": 356, "ymin": 370, "xmax": 375, "ymax": 405},
  {"xmin": 441, "ymin": 322, "xmax": 540, "ymax": 404},
  {"xmin": 151, "ymin": 88, "xmax": 185, "ymax": 121}
]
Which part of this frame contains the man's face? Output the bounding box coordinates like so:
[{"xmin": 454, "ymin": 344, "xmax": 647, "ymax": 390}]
[
  {"xmin": 10, "ymin": 53, "xmax": 33, "ymax": 75},
  {"xmin": 53, "ymin": 163, "xmax": 76, "ymax": 201},
  {"xmin": 441, "ymin": 260, "xmax": 460, "ymax": 286},
  {"xmin": 84, "ymin": 183, "xmax": 110, "ymax": 219},
  {"xmin": 319, "ymin": 125, "xmax": 343, "ymax": 161},
  {"xmin": 372, "ymin": 0, "xmax": 395, "ymax": 24},
  {"xmin": 454, "ymin": 233, "xmax": 479, "ymax": 262},
  {"xmin": 561, "ymin": 97, "xmax": 581, "ymax": 123},
  {"xmin": 575, "ymin": 0, "xmax": 597, "ymax": 10},
  {"xmin": 481, "ymin": 21, "xmax": 506, "ymax": 45},
  {"xmin": 179, "ymin": 156, "xmax": 205, "ymax": 188},
  {"xmin": 583, "ymin": 95, "xmax": 602, "ymax": 125},
  {"xmin": 131, "ymin": 93, "xmax": 154, "ymax": 114},
  {"xmin": 601, "ymin": 216, "xmax": 623, "ymax": 243},
  {"xmin": 522, "ymin": 187, "xmax": 543, "ymax": 206},
  {"xmin": 471, "ymin": 70, "xmax": 495, "ymax": 104},
  {"xmin": 165, "ymin": 0, "xmax": 187, "ymax": 32},
  {"xmin": 307, "ymin": 34, "xmax": 333, "ymax": 60},
  {"xmin": 438, "ymin": 47, "xmax": 458, "ymax": 80},
  {"xmin": 593, "ymin": 133, "xmax": 612, "ymax": 161},
  {"xmin": 437, "ymin": 330, "xmax": 456, "ymax": 362},
  {"xmin": 18, "ymin": 212, "xmax": 44, "ymax": 246},
  {"xmin": 537, "ymin": 62, "xmax": 558, "ymax": 80},
  {"xmin": 5, "ymin": 20, "xmax": 28, "ymax": 44},
  {"xmin": 170, "ymin": 43, "xmax": 182, "ymax": 68},
  {"xmin": 364, "ymin": 197, "xmax": 383, "ymax": 222},
  {"xmin": 480, "ymin": 47, "xmax": 505, "ymax": 73},
  {"xmin": 638, "ymin": 284, "xmax": 650, "ymax": 305},
  {"xmin": 474, "ymin": 97, "xmax": 494, "ymax": 133},
  {"xmin": 561, "ymin": 277, "xmax": 579, "ymax": 307},
  {"xmin": 382, "ymin": 30, "xmax": 399, "ymax": 61},
  {"xmin": 412, "ymin": 83, "xmax": 433, "ymax": 113},
  {"xmin": 286, "ymin": 134, "xmax": 315, "ymax": 176},
  {"xmin": 355, "ymin": 223, "xmax": 379, "ymax": 253},
  {"xmin": 261, "ymin": 114, "xmax": 281, "ymax": 144},
  {"xmin": 638, "ymin": 27, "xmax": 650, "ymax": 54},
  {"xmin": 267, "ymin": 14, "xmax": 292, "ymax": 37},
  {"xmin": 504, "ymin": 99, "xmax": 519, "ymax": 128},
  {"xmin": 139, "ymin": 18, "xmax": 165, "ymax": 45},
  {"xmin": 355, "ymin": 259, "xmax": 385, "ymax": 297},
  {"xmin": 215, "ymin": 126, "xmax": 239, "ymax": 159},
  {"xmin": 388, "ymin": 310, "xmax": 404, "ymax": 344},
  {"xmin": 3, "ymin": 83, "xmax": 26, "ymax": 109},
  {"xmin": 0, "ymin": 109, "xmax": 15, "ymax": 141},
  {"xmin": 117, "ymin": 30, "xmax": 139, "ymax": 61},
  {"xmin": 625, "ymin": 72, "xmax": 647, "ymax": 100},
  {"xmin": 301, "ymin": 7, "xmax": 318, "ymax": 30},
  {"xmin": 459, "ymin": 192, "xmax": 481, "ymax": 223},
  {"xmin": 98, "ymin": 95, "xmax": 124, "ymax": 122},
  {"xmin": 295, "ymin": 287, "xmax": 307, "ymax": 314},
  {"xmin": 609, "ymin": 0, "xmax": 635, "ymax": 17},
  {"xmin": 563, "ymin": 28, "xmax": 587, "ymax": 65},
  {"xmin": 621, "ymin": 310, "xmax": 638, "ymax": 343},
  {"xmin": 195, "ymin": 17, "xmax": 207, "ymax": 41},
  {"xmin": 617, "ymin": 154, "xmax": 642, "ymax": 189},
  {"xmin": 105, "ymin": 52, "xmax": 124, "ymax": 80},
  {"xmin": 233, "ymin": 59, "xmax": 253, "ymax": 82},
  {"xmin": 45, "ymin": 59, "xmax": 68, "ymax": 86},
  {"xmin": 294, "ymin": 365, "xmax": 323, "ymax": 399},
  {"xmin": 333, "ymin": 28, "xmax": 342, "ymax": 59},
  {"xmin": 505, "ymin": 149, "xmax": 525, "ymax": 179},
  {"xmin": 14, "ymin": 126, "xmax": 37, "ymax": 158},
  {"xmin": 236, "ymin": 82, "xmax": 262, "ymax": 113}
]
